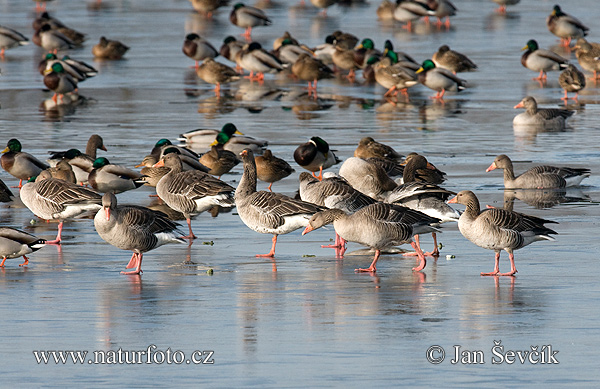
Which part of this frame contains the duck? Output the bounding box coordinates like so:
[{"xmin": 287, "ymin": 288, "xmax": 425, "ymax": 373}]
[
  {"xmin": 312, "ymin": 34, "xmax": 336, "ymax": 65},
  {"xmin": 491, "ymin": 0, "xmax": 519, "ymax": 14},
  {"xmin": 255, "ymin": 149, "xmax": 294, "ymax": 191},
  {"xmin": 0, "ymin": 227, "xmax": 46, "ymax": 267},
  {"xmin": 219, "ymin": 36, "xmax": 245, "ymax": 67},
  {"xmin": 310, "ymin": 0, "xmax": 338, "ymax": 16},
  {"xmin": 0, "ymin": 178, "xmax": 14, "ymax": 203},
  {"xmin": 236, "ymin": 149, "xmax": 322, "ymax": 257},
  {"xmin": 182, "ymin": 33, "xmax": 218, "ymax": 69},
  {"xmin": 45, "ymin": 159, "xmax": 76, "ymax": 184},
  {"xmin": 338, "ymin": 157, "xmax": 397, "ymax": 200},
  {"xmin": 274, "ymin": 39, "xmax": 313, "ymax": 66},
  {"xmin": 331, "ymin": 43, "xmax": 361, "ymax": 81},
  {"xmin": 1, "ymin": 138, "xmax": 49, "ymax": 188},
  {"xmin": 150, "ymin": 138, "xmax": 200, "ymax": 161},
  {"xmin": 229, "ymin": 3, "xmax": 271, "ymax": 41},
  {"xmin": 372, "ymin": 57, "xmax": 419, "ymax": 100},
  {"xmin": 546, "ymin": 5, "xmax": 588, "ymax": 47},
  {"xmin": 303, "ymin": 203, "xmax": 438, "ymax": 272},
  {"xmin": 513, "ymin": 96, "xmax": 574, "ymax": 129},
  {"xmin": 179, "ymin": 123, "xmax": 268, "ymax": 153},
  {"xmin": 35, "ymin": 24, "xmax": 75, "ymax": 53},
  {"xmin": 420, "ymin": 0, "xmax": 456, "ymax": 28},
  {"xmin": 92, "ymin": 36, "xmax": 129, "ymax": 60},
  {"xmin": 331, "ymin": 30, "xmax": 358, "ymax": 50},
  {"xmin": 291, "ymin": 53, "xmax": 334, "ymax": 96},
  {"xmin": 521, "ymin": 39, "xmax": 568, "ymax": 82},
  {"xmin": 354, "ymin": 137, "xmax": 403, "ymax": 161},
  {"xmin": 354, "ymin": 38, "xmax": 381, "ymax": 69},
  {"xmin": 196, "ymin": 58, "xmax": 240, "ymax": 97},
  {"xmin": 485, "ymin": 154, "xmax": 590, "ymax": 189},
  {"xmin": 94, "ymin": 192, "xmax": 186, "ymax": 275},
  {"xmin": 60, "ymin": 55, "xmax": 97, "ymax": 79},
  {"xmin": 33, "ymin": 0, "xmax": 53, "ymax": 12},
  {"xmin": 47, "ymin": 134, "xmax": 106, "ymax": 180},
  {"xmin": 189, "ymin": 0, "xmax": 230, "ymax": 18},
  {"xmin": 573, "ymin": 38, "xmax": 600, "ymax": 81},
  {"xmin": 273, "ymin": 31, "xmax": 299, "ymax": 51},
  {"xmin": 88, "ymin": 157, "xmax": 144, "ymax": 194},
  {"xmin": 559, "ymin": 64, "xmax": 586, "ymax": 102},
  {"xmin": 39, "ymin": 53, "xmax": 93, "ymax": 82},
  {"xmin": 400, "ymin": 153, "xmax": 446, "ymax": 184},
  {"xmin": 135, "ymin": 155, "xmax": 171, "ymax": 188},
  {"xmin": 0, "ymin": 25, "xmax": 29, "ymax": 58},
  {"xmin": 236, "ymin": 41, "xmax": 283, "ymax": 81},
  {"xmin": 416, "ymin": 59, "xmax": 466, "ymax": 100},
  {"xmin": 448, "ymin": 190, "xmax": 557, "ymax": 276},
  {"xmin": 383, "ymin": 39, "xmax": 418, "ymax": 66},
  {"xmin": 294, "ymin": 136, "xmax": 340, "ymax": 181},
  {"xmin": 20, "ymin": 171, "xmax": 102, "ymax": 244},
  {"xmin": 377, "ymin": 0, "xmax": 396, "ymax": 20},
  {"xmin": 32, "ymin": 12, "xmax": 86, "ymax": 46},
  {"xmin": 393, "ymin": 0, "xmax": 435, "ymax": 31},
  {"xmin": 432, "ymin": 45, "xmax": 477, "ymax": 74},
  {"xmin": 155, "ymin": 153, "xmax": 235, "ymax": 239},
  {"xmin": 198, "ymin": 145, "xmax": 240, "ymax": 178},
  {"xmin": 43, "ymin": 62, "xmax": 78, "ymax": 103}
]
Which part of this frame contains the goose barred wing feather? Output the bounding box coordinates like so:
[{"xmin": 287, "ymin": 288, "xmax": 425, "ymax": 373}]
[
  {"xmin": 481, "ymin": 208, "xmax": 558, "ymax": 234},
  {"xmin": 528, "ymin": 165, "xmax": 590, "ymax": 177},
  {"xmin": 166, "ymin": 171, "xmax": 235, "ymax": 199},
  {"xmin": 36, "ymin": 178, "xmax": 101, "ymax": 207},
  {"xmin": 119, "ymin": 205, "xmax": 182, "ymax": 235},
  {"xmin": 536, "ymin": 108, "xmax": 574, "ymax": 120},
  {"xmin": 357, "ymin": 203, "xmax": 440, "ymax": 226}
]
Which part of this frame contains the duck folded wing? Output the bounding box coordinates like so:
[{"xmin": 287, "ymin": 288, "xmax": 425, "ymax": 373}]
[
  {"xmin": 481, "ymin": 208, "xmax": 557, "ymax": 233},
  {"xmin": 102, "ymin": 164, "xmax": 142, "ymax": 179},
  {"xmin": 386, "ymin": 182, "xmax": 453, "ymax": 203}
]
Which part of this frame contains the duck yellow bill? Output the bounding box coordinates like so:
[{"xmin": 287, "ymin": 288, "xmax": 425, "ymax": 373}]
[
  {"xmin": 1, "ymin": 147, "xmax": 9, "ymax": 153},
  {"xmin": 43, "ymin": 68, "xmax": 53, "ymax": 75},
  {"xmin": 235, "ymin": 130, "xmax": 244, "ymax": 135},
  {"xmin": 521, "ymin": 45, "xmax": 528, "ymax": 51},
  {"xmin": 415, "ymin": 67, "xmax": 424, "ymax": 74}
]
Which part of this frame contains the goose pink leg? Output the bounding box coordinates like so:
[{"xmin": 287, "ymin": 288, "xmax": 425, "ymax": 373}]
[
  {"xmin": 257, "ymin": 235, "xmax": 277, "ymax": 258},
  {"xmin": 121, "ymin": 252, "xmax": 143, "ymax": 275},
  {"xmin": 355, "ymin": 249, "xmax": 380, "ymax": 273},
  {"xmin": 45, "ymin": 221, "xmax": 64, "ymax": 245}
]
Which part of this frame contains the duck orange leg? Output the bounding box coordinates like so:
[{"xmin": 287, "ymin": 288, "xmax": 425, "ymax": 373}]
[
  {"xmin": 355, "ymin": 249, "xmax": 380, "ymax": 273},
  {"xmin": 19, "ymin": 255, "xmax": 29, "ymax": 267},
  {"xmin": 0, "ymin": 257, "xmax": 6, "ymax": 267},
  {"xmin": 257, "ymin": 235, "xmax": 277, "ymax": 258}
]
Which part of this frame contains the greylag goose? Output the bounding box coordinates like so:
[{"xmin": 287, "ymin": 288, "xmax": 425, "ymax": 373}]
[
  {"xmin": 558, "ymin": 64, "xmax": 586, "ymax": 102},
  {"xmin": 486, "ymin": 154, "xmax": 590, "ymax": 189},
  {"xmin": 199, "ymin": 145, "xmax": 239, "ymax": 178},
  {"xmin": 94, "ymin": 192, "xmax": 186, "ymax": 275},
  {"xmin": 294, "ymin": 137, "xmax": 340, "ymax": 181},
  {"xmin": 45, "ymin": 159, "xmax": 76, "ymax": 183},
  {"xmin": 354, "ymin": 137, "xmax": 403, "ymax": 161},
  {"xmin": 255, "ymin": 149, "xmax": 294, "ymax": 191},
  {"xmin": 299, "ymin": 172, "xmax": 376, "ymax": 256},
  {"xmin": 88, "ymin": 157, "xmax": 144, "ymax": 194},
  {"xmin": 20, "ymin": 171, "xmax": 102, "ymax": 244},
  {"xmin": 432, "ymin": 45, "xmax": 477, "ymax": 74},
  {"xmin": 302, "ymin": 203, "xmax": 439, "ymax": 272},
  {"xmin": 1, "ymin": 138, "xmax": 49, "ymax": 188},
  {"xmin": 401, "ymin": 153, "xmax": 446, "ymax": 184},
  {"xmin": 339, "ymin": 157, "xmax": 396, "ymax": 200},
  {"xmin": 385, "ymin": 154, "xmax": 458, "ymax": 256},
  {"xmin": 155, "ymin": 153, "xmax": 235, "ymax": 239},
  {"xmin": 0, "ymin": 178, "xmax": 15, "ymax": 203},
  {"xmin": 513, "ymin": 96, "xmax": 574, "ymax": 128},
  {"xmin": 236, "ymin": 149, "xmax": 322, "ymax": 257},
  {"xmin": 521, "ymin": 40, "xmax": 568, "ymax": 82},
  {"xmin": 448, "ymin": 190, "xmax": 557, "ymax": 276},
  {"xmin": 546, "ymin": 5, "xmax": 588, "ymax": 47},
  {"xmin": 0, "ymin": 227, "xmax": 46, "ymax": 267}
]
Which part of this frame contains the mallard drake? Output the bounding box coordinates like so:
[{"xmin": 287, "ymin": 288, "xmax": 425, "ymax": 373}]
[
  {"xmin": 88, "ymin": 157, "xmax": 144, "ymax": 194},
  {"xmin": 331, "ymin": 30, "xmax": 358, "ymax": 50},
  {"xmin": 416, "ymin": 59, "xmax": 466, "ymax": 100},
  {"xmin": 20, "ymin": 171, "xmax": 102, "ymax": 244},
  {"xmin": 60, "ymin": 55, "xmax": 97, "ymax": 78},
  {"xmin": 521, "ymin": 39, "xmax": 568, "ymax": 82},
  {"xmin": 47, "ymin": 134, "xmax": 106, "ymax": 185},
  {"xmin": 255, "ymin": 149, "xmax": 294, "ymax": 191},
  {"xmin": 35, "ymin": 24, "xmax": 75, "ymax": 53},
  {"xmin": 313, "ymin": 34, "xmax": 336, "ymax": 65},
  {"xmin": 219, "ymin": 35, "xmax": 245, "ymax": 68},
  {"xmin": 273, "ymin": 31, "xmax": 299, "ymax": 51},
  {"xmin": 236, "ymin": 41, "xmax": 283, "ymax": 81},
  {"xmin": 513, "ymin": 96, "xmax": 574, "ymax": 128},
  {"xmin": 573, "ymin": 38, "xmax": 600, "ymax": 80},
  {"xmin": 559, "ymin": 64, "xmax": 586, "ymax": 102},
  {"xmin": 274, "ymin": 39, "xmax": 312, "ymax": 65},
  {"xmin": 189, "ymin": 0, "xmax": 230, "ymax": 18},
  {"xmin": 291, "ymin": 53, "xmax": 334, "ymax": 96},
  {"xmin": 486, "ymin": 154, "xmax": 590, "ymax": 189},
  {"xmin": 179, "ymin": 122, "xmax": 267, "ymax": 148},
  {"xmin": 546, "ymin": 5, "xmax": 588, "ymax": 47},
  {"xmin": 383, "ymin": 39, "xmax": 418, "ymax": 65},
  {"xmin": 229, "ymin": 3, "xmax": 271, "ymax": 41},
  {"xmin": 0, "ymin": 227, "xmax": 45, "ymax": 267},
  {"xmin": 393, "ymin": 0, "xmax": 435, "ymax": 31},
  {"xmin": 372, "ymin": 56, "xmax": 419, "ymax": 100},
  {"xmin": 45, "ymin": 159, "xmax": 76, "ymax": 183},
  {"xmin": 32, "ymin": 12, "xmax": 85, "ymax": 46},
  {"xmin": 0, "ymin": 26, "xmax": 29, "ymax": 58},
  {"xmin": 150, "ymin": 138, "xmax": 199, "ymax": 161},
  {"xmin": 92, "ymin": 36, "xmax": 129, "ymax": 60},
  {"xmin": 354, "ymin": 137, "xmax": 403, "ymax": 161},
  {"xmin": 196, "ymin": 58, "xmax": 240, "ymax": 97},
  {"xmin": 199, "ymin": 145, "xmax": 239, "ymax": 178},
  {"xmin": 1, "ymin": 139, "xmax": 49, "ymax": 188},
  {"xmin": 432, "ymin": 45, "xmax": 477, "ymax": 74},
  {"xmin": 43, "ymin": 62, "xmax": 78, "ymax": 104},
  {"xmin": 448, "ymin": 190, "xmax": 557, "ymax": 276},
  {"xmin": 491, "ymin": 0, "xmax": 519, "ymax": 14},
  {"xmin": 209, "ymin": 123, "xmax": 268, "ymax": 155},
  {"xmin": 401, "ymin": 153, "xmax": 446, "ymax": 184},
  {"xmin": 40, "ymin": 54, "xmax": 96, "ymax": 84},
  {"xmin": 155, "ymin": 153, "xmax": 235, "ymax": 239},
  {"xmin": 237, "ymin": 149, "xmax": 322, "ymax": 257},
  {"xmin": 95, "ymin": 192, "xmax": 186, "ymax": 275},
  {"xmin": 421, "ymin": 0, "xmax": 456, "ymax": 28},
  {"xmin": 310, "ymin": 0, "xmax": 338, "ymax": 16},
  {"xmin": 354, "ymin": 38, "xmax": 381, "ymax": 69},
  {"xmin": 294, "ymin": 136, "xmax": 340, "ymax": 180},
  {"xmin": 303, "ymin": 203, "xmax": 437, "ymax": 272},
  {"xmin": 182, "ymin": 33, "xmax": 218, "ymax": 69}
]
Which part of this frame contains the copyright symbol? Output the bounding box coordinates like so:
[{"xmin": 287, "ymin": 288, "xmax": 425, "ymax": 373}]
[{"xmin": 426, "ymin": 345, "xmax": 445, "ymax": 364}]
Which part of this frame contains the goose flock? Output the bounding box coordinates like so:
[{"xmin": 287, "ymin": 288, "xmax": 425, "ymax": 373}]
[{"xmin": 0, "ymin": 1, "xmax": 596, "ymax": 278}]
